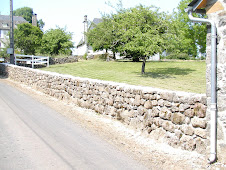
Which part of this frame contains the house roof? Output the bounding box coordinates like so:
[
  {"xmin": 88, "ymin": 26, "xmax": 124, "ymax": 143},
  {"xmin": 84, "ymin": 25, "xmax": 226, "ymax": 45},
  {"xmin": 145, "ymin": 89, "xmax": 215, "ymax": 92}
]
[
  {"xmin": 188, "ymin": 0, "xmax": 207, "ymax": 11},
  {"xmin": 0, "ymin": 15, "xmax": 28, "ymax": 29},
  {"xmin": 188, "ymin": 0, "xmax": 223, "ymax": 14},
  {"xmin": 89, "ymin": 18, "xmax": 102, "ymax": 30},
  {"xmin": 0, "ymin": 15, "xmax": 27, "ymax": 23},
  {"xmin": 77, "ymin": 18, "xmax": 102, "ymax": 48}
]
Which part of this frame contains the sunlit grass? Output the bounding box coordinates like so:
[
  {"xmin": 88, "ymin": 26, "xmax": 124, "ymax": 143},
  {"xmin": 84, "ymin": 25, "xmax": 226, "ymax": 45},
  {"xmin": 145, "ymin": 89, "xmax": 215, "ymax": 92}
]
[{"xmin": 40, "ymin": 59, "xmax": 206, "ymax": 93}]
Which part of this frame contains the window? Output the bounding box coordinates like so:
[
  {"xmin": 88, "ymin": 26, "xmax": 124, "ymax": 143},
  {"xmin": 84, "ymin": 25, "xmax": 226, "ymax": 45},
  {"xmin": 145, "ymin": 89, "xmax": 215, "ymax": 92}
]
[{"xmin": 2, "ymin": 23, "xmax": 8, "ymax": 28}]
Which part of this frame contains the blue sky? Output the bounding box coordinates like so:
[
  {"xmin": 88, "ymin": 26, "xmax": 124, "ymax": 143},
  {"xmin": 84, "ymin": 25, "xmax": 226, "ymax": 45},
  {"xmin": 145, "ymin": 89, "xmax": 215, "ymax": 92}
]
[{"xmin": 0, "ymin": 0, "xmax": 181, "ymax": 47}]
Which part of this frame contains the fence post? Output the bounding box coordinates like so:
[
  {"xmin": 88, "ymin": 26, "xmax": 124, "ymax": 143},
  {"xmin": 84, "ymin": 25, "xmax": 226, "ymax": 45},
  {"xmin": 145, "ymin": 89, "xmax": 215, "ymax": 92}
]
[
  {"xmin": 14, "ymin": 54, "xmax": 17, "ymax": 65},
  {"xmin": 32, "ymin": 55, "xmax": 34, "ymax": 69},
  {"xmin": 47, "ymin": 56, "xmax": 49, "ymax": 67}
]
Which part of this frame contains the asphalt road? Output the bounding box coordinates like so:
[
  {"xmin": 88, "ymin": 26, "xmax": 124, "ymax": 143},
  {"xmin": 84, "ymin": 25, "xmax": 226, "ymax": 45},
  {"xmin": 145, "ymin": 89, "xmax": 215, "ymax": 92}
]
[{"xmin": 0, "ymin": 80, "xmax": 148, "ymax": 170}]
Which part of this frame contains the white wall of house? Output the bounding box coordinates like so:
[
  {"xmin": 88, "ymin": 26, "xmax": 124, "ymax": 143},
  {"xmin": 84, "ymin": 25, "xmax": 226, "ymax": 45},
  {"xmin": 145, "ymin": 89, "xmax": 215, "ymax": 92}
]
[{"xmin": 0, "ymin": 29, "xmax": 9, "ymax": 48}]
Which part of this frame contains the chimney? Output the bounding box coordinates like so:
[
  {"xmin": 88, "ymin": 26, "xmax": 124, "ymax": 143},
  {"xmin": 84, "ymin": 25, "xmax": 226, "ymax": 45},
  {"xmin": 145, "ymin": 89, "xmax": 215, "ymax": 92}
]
[
  {"xmin": 32, "ymin": 14, "xmax": 38, "ymax": 26},
  {"xmin": 83, "ymin": 15, "xmax": 88, "ymax": 54}
]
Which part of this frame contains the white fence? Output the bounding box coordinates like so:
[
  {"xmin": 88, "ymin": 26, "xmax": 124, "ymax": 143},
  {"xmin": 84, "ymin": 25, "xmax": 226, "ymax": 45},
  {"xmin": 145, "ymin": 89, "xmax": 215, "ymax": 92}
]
[{"xmin": 15, "ymin": 54, "xmax": 49, "ymax": 69}]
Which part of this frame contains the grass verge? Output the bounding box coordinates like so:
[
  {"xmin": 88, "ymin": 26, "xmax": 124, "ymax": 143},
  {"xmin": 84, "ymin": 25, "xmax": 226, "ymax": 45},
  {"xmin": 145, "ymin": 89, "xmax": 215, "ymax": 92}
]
[{"xmin": 40, "ymin": 59, "xmax": 206, "ymax": 93}]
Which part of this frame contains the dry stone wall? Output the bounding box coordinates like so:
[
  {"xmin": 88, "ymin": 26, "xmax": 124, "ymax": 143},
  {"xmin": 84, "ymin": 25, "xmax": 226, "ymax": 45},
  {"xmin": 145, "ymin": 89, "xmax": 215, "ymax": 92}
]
[
  {"xmin": 0, "ymin": 64, "xmax": 208, "ymax": 154},
  {"xmin": 49, "ymin": 56, "xmax": 78, "ymax": 65}
]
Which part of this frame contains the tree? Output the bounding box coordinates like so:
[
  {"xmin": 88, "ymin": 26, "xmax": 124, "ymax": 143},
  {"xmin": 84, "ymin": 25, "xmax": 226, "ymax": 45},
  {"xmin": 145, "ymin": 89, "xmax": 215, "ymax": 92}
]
[
  {"xmin": 13, "ymin": 7, "xmax": 33, "ymax": 23},
  {"xmin": 166, "ymin": 0, "xmax": 207, "ymax": 58},
  {"xmin": 14, "ymin": 23, "xmax": 43, "ymax": 55},
  {"xmin": 40, "ymin": 27, "xmax": 74, "ymax": 56},
  {"xmin": 112, "ymin": 5, "xmax": 168, "ymax": 73},
  {"xmin": 14, "ymin": 7, "xmax": 45, "ymax": 30},
  {"xmin": 88, "ymin": 5, "xmax": 168, "ymax": 74},
  {"xmin": 87, "ymin": 16, "xmax": 119, "ymax": 59}
]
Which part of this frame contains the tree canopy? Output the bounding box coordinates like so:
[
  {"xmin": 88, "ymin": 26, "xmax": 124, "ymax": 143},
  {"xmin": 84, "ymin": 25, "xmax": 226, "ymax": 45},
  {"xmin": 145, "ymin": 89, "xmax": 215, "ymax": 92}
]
[
  {"xmin": 166, "ymin": 0, "xmax": 207, "ymax": 58},
  {"xmin": 40, "ymin": 28, "xmax": 74, "ymax": 56},
  {"xmin": 14, "ymin": 23, "xmax": 43, "ymax": 55},
  {"xmin": 87, "ymin": 5, "xmax": 170, "ymax": 73},
  {"xmin": 87, "ymin": 0, "xmax": 207, "ymax": 73}
]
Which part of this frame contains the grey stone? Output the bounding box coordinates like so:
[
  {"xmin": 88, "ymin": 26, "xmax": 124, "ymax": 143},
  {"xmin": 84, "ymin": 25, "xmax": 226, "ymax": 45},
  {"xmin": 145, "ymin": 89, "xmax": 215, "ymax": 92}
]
[
  {"xmin": 179, "ymin": 104, "xmax": 190, "ymax": 112},
  {"xmin": 144, "ymin": 101, "xmax": 153, "ymax": 109},
  {"xmin": 194, "ymin": 103, "xmax": 206, "ymax": 118},
  {"xmin": 219, "ymin": 17, "xmax": 226, "ymax": 27},
  {"xmin": 180, "ymin": 135, "xmax": 196, "ymax": 151},
  {"xmin": 162, "ymin": 121, "xmax": 175, "ymax": 133},
  {"xmin": 195, "ymin": 138, "xmax": 207, "ymax": 154},
  {"xmin": 194, "ymin": 128, "xmax": 207, "ymax": 139},
  {"xmin": 184, "ymin": 109, "xmax": 195, "ymax": 118},
  {"xmin": 181, "ymin": 125, "xmax": 194, "ymax": 136},
  {"xmin": 171, "ymin": 112, "xmax": 185, "ymax": 125},
  {"xmin": 152, "ymin": 100, "xmax": 158, "ymax": 106},
  {"xmin": 150, "ymin": 107, "xmax": 159, "ymax": 117},
  {"xmin": 159, "ymin": 107, "xmax": 171, "ymax": 120},
  {"xmin": 134, "ymin": 95, "xmax": 141, "ymax": 106},
  {"xmin": 191, "ymin": 117, "xmax": 207, "ymax": 129}
]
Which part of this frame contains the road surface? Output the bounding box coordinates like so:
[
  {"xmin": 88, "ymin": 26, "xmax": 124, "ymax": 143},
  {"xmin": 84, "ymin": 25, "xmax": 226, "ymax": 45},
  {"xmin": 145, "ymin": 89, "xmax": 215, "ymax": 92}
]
[{"xmin": 0, "ymin": 80, "xmax": 147, "ymax": 170}]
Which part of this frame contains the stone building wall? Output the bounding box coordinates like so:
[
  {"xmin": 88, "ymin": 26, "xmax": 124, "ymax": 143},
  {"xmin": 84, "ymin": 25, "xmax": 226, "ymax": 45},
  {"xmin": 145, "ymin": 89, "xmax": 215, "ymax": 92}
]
[
  {"xmin": 206, "ymin": 0, "xmax": 226, "ymax": 112},
  {"xmin": 0, "ymin": 63, "xmax": 208, "ymax": 154}
]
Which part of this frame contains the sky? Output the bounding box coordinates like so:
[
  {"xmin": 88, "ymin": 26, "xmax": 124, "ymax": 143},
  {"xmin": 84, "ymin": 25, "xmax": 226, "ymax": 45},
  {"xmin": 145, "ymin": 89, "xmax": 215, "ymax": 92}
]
[{"xmin": 0, "ymin": 0, "xmax": 181, "ymax": 52}]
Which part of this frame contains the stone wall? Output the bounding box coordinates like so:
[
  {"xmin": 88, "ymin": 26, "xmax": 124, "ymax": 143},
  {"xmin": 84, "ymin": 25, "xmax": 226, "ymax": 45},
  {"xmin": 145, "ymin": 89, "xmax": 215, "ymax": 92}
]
[
  {"xmin": 49, "ymin": 56, "xmax": 78, "ymax": 65},
  {"xmin": 206, "ymin": 0, "xmax": 226, "ymax": 112},
  {"xmin": 0, "ymin": 63, "xmax": 208, "ymax": 154}
]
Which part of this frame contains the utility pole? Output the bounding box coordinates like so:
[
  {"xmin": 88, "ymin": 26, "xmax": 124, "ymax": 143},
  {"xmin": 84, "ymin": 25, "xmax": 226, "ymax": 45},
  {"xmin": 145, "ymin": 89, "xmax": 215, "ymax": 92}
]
[{"xmin": 9, "ymin": 0, "xmax": 14, "ymax": 64}]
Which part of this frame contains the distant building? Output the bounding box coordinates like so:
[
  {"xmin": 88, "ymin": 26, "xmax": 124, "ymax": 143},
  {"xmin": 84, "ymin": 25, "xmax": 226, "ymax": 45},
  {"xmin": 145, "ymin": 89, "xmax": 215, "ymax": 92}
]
[
  {"xmin": 76, "ymin": 16, "xmax": 103, "ymax": 56},
  {"xmin": 0, "ymin": 15, "xmax": 27, "ymax": 49}
]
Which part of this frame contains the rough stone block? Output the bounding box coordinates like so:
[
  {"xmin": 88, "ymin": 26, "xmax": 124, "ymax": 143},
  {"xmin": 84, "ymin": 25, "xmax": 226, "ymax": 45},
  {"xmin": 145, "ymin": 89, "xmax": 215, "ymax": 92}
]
[
  {"xmin": 134, "ymin": 95, "xmax": 141, "ymax": 106},
  {"xmin": 194, "ymin": 103, "xmax": 207, "ymax": 118},
  {"xmin": 171, "ymin": 112, "xmax": 185, "ymax": 125},
  {"xmin": 162, "ymin": 121, "xmax": 175, "ymax": 133},
  {"xmin": 150, "ymin": 107, "xmax": 159, "ymax": 117},
  {"xmin": 191, "ymin": 117, "xmax": 207, "ymax": 129},
  {"xmin": 194, "ymin": 128, "xmax": 207, "ymax": 139},
  {"xmin": 181, "ymin": 125, "xmax": 194, "ymax": 136},
  {"xmin": 184, "ymin": 109, "xmax": 195, "ymax": 118},
  {"xmin": 159, "ymin": 107, "xmax": 171, "ymax": 120},
  {"xmin": 144, "ymin": 101, "xmax": 153, "ymax": 109}
]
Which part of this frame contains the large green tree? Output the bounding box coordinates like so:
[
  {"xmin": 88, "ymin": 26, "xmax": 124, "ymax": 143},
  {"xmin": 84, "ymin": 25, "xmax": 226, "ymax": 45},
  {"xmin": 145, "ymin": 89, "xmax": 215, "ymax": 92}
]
[
  {"xmin": 40, "ymin": 28, "xmax": 74, "ymax": 56},
  {"xmin": 113, "ymin": 5, "xmax": 168, "ymax": 73},
  {"xmin": 14, "ymin": 23, "xmax": 43, "ymax": 55}
]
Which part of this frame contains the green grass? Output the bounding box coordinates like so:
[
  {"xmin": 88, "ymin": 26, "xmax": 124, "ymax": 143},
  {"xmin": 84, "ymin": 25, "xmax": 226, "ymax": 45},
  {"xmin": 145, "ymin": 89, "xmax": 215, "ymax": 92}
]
[{"xmin": 40, "ymin": 59, "xmax": 206, "ymax": 94}]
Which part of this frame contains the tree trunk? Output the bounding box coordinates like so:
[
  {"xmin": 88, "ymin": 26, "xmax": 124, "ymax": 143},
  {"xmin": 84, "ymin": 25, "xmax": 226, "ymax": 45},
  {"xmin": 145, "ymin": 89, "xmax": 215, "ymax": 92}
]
[
  {"xmin": 141, "ymin": 57, "xmax": 146, "ymax": 74},
  {"xmin": 113, "ymin": 52, "xmax": 116, "ymax": 60}
]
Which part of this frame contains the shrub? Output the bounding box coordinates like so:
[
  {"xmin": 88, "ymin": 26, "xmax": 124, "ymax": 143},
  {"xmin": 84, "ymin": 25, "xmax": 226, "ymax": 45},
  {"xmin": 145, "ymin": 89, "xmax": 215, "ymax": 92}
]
[{"xmin": 166, "ymin": 53, "xmax": 190, "ymax": 60}]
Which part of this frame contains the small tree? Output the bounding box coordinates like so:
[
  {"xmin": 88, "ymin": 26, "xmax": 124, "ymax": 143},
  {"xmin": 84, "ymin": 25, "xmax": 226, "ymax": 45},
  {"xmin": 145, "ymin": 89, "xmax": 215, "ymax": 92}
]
[
  {"xmin": 87, "ymin": 16, "xmax": 119, "ymax": 59},
  {"xmin": 14, "ymin": 23, "xmax": 43, "ymax": 55},
  {"xmin": 40, "ymin": 27, "xmax": 74, "ymax": 56}
]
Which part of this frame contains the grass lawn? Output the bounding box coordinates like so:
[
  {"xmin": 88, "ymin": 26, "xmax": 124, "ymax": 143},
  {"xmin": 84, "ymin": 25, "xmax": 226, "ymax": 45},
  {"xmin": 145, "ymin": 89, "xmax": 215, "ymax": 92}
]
[{"xmin": 40, "ymin": 59, "xmax": 206, "ymax": 94}]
